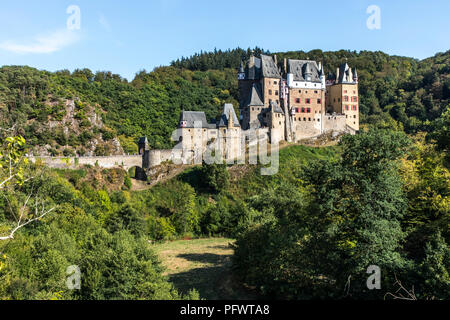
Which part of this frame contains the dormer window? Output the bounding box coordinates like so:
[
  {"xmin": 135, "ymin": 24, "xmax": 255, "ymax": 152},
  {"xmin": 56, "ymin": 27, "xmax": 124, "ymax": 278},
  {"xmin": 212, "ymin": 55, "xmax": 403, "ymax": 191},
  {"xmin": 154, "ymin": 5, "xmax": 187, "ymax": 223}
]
[{"xmin": 180, "ymin": 120, "xmax": 187, "ymax": 128}]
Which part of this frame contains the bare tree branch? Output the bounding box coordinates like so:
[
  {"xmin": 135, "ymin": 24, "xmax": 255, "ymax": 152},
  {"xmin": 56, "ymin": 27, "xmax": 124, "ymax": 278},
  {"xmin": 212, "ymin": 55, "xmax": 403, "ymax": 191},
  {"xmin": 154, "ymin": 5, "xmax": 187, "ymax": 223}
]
[
  {"xmin": 384, "ymin": 274, "xmax": 417, "ymax": 300},
  {"xmin": 0, "ymin": 202, "xmax": 54, "ymax": 241}
]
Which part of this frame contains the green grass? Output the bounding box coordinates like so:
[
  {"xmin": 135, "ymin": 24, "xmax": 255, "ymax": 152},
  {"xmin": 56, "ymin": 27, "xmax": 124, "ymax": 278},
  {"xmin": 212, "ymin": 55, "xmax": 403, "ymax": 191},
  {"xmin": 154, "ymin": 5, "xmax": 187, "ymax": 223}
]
[
  {"xmin": 230, "ymin": 144, "xmax": 339, "ymax": 198},
  {"xmin": 152, "ymin": 238, "xmax": 258, "ymax": 300}
]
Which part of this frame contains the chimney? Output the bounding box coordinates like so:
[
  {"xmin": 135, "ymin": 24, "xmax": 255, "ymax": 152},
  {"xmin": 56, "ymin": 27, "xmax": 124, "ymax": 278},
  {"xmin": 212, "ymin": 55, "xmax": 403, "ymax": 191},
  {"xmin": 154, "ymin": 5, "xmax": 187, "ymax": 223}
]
[
  {"xmin": 274, "ymin": 54, "xmax": 278, "ymax": 66},
  {"xmin": 283, "ymin": 58, "xmax": 287, "ymax": 74},
  {"xmin": 336, "ymin": 67, "xmax": 340, "ymax": 83}
]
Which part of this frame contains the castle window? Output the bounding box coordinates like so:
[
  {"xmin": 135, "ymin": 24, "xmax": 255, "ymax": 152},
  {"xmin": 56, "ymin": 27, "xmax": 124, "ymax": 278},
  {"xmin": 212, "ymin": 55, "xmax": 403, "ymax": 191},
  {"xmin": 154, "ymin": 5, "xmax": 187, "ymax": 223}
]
[
  {"xmin": 345, "ymin": 105, "xmax": 349, "ymax": 111},
  {"xmin": 354, "ymin": 96, "xmax": 358, "ymax": 102},
  {"xmin": 274, "ymin": 81, "xmax": 277, "ymax": 84},
  {"xmin": 269, "ymin": 90, "xmax": 272, "ymax": 95},
  {"xmin": 317, "ymin": 118, "xmax": 320, "ymax": 122},
  {"xmin": 299, "ymin": 90, "xmax": 301, "ymax": 93},
  {"xmin": 301, "ymin": 108, "xmax": 305, "ymax": 113},
  {"xmin": 344, "ymin": 96, "xmax": 349, "ymax": 102},
  {"xmin": 296, "ymin": 98, "xmax": 300, "ymax": 103},
  {"xmin": 308, "ymin": 118, "xmax": 311, "ymax": 121},
  {"xmin": 303, "ymin": 117, "xmax": 306, "ymax": 121},
  {"xmin": 279, "ymin": 122, "xmax": 281, "ymax": 125},
  {"xmin": 296, "ymin": 108, "xmax": 299, "ymax": 113},
  {"xmin": 338, "ymin": 98, "xmax": 341, "ymax": 102},
  {"xmin": 314, "ymin": 90, "xmax": 318, "ymax": 94},
  {"xmin": 317, "ymin": 99, "xmax": 321, "ymax": 104},
  {"xmin": 306, "ymin": 98, "xmax": 311, "ymax": 104},
  {"xmin": 307, "ymin": 108, "xmax": 311, "ymax": 113},
  {"xmin": 354, "ymin": 115, "xmax": 356, "ymax": 118},
  {"xmin": 344, "ymin": 90, "xmax": 347, "ymax": 94},
  {"xmin": 275, "ymin": 91, "xmax": 279, "ymax": 96}
]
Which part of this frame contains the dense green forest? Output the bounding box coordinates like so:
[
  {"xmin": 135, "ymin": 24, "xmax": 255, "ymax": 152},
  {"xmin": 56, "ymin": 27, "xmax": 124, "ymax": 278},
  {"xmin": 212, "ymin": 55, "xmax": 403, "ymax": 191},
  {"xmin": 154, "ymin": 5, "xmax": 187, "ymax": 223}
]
[{"xmin": 0, "ymin": 48, "xmax": 449, "ymax": 300}]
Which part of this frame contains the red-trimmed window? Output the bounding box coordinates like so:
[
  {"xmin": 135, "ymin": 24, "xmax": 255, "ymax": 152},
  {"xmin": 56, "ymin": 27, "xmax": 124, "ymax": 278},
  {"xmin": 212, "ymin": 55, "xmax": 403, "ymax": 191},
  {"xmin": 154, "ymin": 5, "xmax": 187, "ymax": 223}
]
[
  {"xmin": 295, "ymin": 108, "xmax": 299, "ymax": 113},
  {"xmin": 307, "ymin": 108, "xmax": 311, "ymax": 113},
  {"xmin": 306, "ymin": 98, "xmax": 311, "ymax": 104},
  {"xmin": 354, "ymin": 96, "xmax": 358, "ymax": 102},
  {"xmin": 344, "ymin": 96, "xmax": 349, "ymax": 102},
  {"xmin": 296, "ymin": 98, "xmax": 300, "ymax": 103},
  {"xmin": 301, "ymin": 107, "xmax": 305, "ymax": 113},
  {"xmin": 345, "ymin": 105, "xmax": 349, "ymax": 111}
]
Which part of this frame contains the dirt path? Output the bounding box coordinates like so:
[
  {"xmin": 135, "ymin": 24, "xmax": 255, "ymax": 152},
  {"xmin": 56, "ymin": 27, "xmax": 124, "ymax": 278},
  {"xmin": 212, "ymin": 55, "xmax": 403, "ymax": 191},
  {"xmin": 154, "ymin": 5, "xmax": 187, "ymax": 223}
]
[{"xmin": 152, "ymin": 238, "xmax": 258, "ymax": 300}]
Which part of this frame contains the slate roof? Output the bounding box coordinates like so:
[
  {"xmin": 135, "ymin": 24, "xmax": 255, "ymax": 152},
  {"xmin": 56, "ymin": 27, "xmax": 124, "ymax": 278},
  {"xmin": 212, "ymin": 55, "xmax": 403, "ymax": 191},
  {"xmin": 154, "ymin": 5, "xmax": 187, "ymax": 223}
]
[
  {"xmin": 287, "ymin": 59, "xmax": 321, "ymax": 82},
  {"xmin": 219, "ymin": 103, "xmax": 240, "ymax": 128},
  {"xmin": 245, "ymin": 83, "xmax": 264, "ymax": 107},
  {"xmin": 179, "ymin": 111, "xmax": 215, "ymax": 129},
  {"xmin": 269, "ymin": 101, "xmax": 284, "ymax": 114},
  {"xmin": 261, "ymin": 54, "xmax": 281, "ymax": 78},
  {"xmin": 337, "ymin": 63, "xmax": 357, "ymax": 83},
  {"xmin": 245, "ymin": 56, "xmax": 262, "ymax": 80}
]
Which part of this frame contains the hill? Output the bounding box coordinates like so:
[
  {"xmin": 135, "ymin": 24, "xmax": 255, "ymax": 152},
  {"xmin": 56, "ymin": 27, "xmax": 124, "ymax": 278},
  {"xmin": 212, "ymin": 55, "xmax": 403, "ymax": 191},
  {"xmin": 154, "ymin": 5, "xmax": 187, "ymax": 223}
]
[{"xmin": 0, "ymin": 48, "xmax": 449, "ymax": 156}]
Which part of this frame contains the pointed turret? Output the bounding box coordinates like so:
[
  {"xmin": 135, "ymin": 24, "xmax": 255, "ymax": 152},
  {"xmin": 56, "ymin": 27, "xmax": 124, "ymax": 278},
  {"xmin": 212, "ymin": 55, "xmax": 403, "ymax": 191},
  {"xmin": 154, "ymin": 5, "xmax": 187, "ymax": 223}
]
[
  {"xmin": 353, "ymin": 68, "xmax": 358, "ymax": 83},
  {"xmin": 238, "ymin": 60, "xmax": 245, "ymax": 80}
]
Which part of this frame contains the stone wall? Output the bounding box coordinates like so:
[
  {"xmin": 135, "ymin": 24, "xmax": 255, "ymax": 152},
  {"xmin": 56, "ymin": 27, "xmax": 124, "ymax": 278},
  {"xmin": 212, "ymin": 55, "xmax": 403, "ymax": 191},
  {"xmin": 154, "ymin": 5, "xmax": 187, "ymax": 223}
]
[
  {"xmin": 29, "ymin": 155, "xmax": 143, "ymax": 170},
  {"xmin": 323, "ymin": 114, "xmax": 347, "ymax": 133}
]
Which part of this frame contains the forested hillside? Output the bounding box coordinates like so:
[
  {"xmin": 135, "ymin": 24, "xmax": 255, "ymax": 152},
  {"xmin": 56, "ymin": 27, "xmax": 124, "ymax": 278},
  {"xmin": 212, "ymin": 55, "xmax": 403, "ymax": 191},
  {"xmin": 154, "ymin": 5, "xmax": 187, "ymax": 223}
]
[
  {"xmin": 0, "ymin": 48, "xmax": 449, "ymax": 156},
  {"xmin": 0, "ymin": 48, "xmax": 449, "ymax": 300}
]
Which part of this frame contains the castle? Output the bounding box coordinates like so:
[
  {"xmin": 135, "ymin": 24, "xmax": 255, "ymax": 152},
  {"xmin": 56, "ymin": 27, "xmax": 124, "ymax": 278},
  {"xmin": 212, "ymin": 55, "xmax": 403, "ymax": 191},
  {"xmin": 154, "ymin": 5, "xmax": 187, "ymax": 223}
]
[
  {"xmin": 177, "ymin": 54, "xmax": 359, "ymax": 162},
  {"xmin": 31, "ymin": 55, "xmax": 360, "ymax": 175}
]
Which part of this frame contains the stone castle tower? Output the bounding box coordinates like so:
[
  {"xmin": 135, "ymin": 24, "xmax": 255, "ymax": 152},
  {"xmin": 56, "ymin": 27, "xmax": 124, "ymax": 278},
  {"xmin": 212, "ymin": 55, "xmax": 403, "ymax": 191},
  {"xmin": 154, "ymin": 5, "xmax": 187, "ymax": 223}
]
[{"xmin": 238, "ymin": 54, "xmax": 359, "ymax": 142}]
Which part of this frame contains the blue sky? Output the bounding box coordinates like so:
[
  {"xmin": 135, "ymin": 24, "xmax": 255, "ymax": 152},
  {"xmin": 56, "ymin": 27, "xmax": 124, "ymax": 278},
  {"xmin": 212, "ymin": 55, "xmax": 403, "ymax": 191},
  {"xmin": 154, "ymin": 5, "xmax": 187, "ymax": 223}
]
[{"xmin": 0, "ymin": 0, "xmax": 449, "ymax": 80}]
